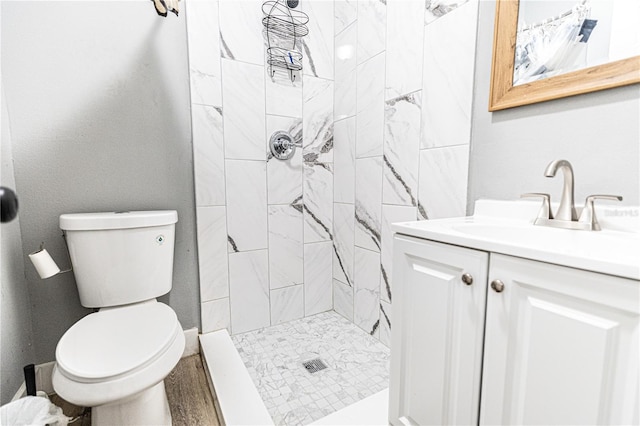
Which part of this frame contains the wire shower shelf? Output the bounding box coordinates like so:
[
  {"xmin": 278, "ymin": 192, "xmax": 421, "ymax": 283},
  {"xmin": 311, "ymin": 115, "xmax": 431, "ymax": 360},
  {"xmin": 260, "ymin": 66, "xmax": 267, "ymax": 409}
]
[{"xmin": 262, "ymin": 0, "xmax": 309, "ymax": 83}]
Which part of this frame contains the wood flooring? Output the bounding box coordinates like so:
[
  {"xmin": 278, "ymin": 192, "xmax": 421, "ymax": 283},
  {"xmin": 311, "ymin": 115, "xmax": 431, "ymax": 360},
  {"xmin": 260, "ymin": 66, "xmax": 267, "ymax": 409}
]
[
  {"xmin": 50, "ymin": 354, "xmax": 221, "ymax": 426},
  {"xmin": 165, "ymin": 354, "xmax": 221, "ymax": 426}
]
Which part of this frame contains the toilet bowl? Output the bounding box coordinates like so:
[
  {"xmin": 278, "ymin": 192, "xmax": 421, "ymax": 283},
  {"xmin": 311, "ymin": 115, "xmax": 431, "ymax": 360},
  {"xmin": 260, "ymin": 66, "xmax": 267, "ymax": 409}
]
[
  {"xmin": 54, "ymin": 210, "xmax": 183, "ymax": 425},
  {"xmin": 52, "ymin": 300, "xmax": 185, "ymax": 425}
]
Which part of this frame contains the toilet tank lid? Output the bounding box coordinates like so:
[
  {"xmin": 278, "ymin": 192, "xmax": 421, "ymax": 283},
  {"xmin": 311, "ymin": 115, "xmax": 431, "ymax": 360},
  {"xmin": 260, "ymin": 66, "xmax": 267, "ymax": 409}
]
[{"xmin": 60, "ymin": 210, "xmax": 178, "ymax": 231}]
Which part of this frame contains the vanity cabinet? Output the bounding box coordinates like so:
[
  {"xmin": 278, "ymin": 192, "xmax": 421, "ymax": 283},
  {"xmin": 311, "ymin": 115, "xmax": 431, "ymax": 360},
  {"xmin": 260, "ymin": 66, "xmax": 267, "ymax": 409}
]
[
  {"xmin": 388, "ymin": 235, "xmax": 489, "ymax": 425},
  {"xmin": 481, "ymin": 253, "xmax": 639, "ymax": 425},
  {"xmin": 389, "ymin": 235, "xmax": 640, "ymax": 426}
]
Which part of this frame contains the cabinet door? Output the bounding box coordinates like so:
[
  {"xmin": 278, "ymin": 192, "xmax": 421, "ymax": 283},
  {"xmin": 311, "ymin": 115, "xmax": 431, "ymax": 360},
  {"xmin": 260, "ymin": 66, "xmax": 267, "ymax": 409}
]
[
  {"xmin": 481, "ymin": 254, "xmax": 640, "ymax": 425},
  {"xmin": 389, "ymin": 236, "xmax": 489, "ymax": 426}
]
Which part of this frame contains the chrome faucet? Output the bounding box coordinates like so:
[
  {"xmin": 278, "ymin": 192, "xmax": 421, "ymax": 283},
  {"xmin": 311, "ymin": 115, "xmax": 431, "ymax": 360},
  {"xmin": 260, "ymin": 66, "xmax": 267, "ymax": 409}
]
[
  {"xmin": 522, "ymin": 159, "xmax": 622, "ymax": 231},
  {"xmin": 544, "ymin": 159, "xmax": 577, "ymax": 221}
]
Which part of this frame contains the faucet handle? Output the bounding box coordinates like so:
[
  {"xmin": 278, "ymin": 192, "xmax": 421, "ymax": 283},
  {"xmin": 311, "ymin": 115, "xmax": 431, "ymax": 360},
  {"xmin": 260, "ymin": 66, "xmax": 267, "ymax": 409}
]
[
  {"xmin": 521, "ymin": 193, "xmax": 553, "ymax": 221},
  {"xmin": 578, "ymin": 194, "xmax": 623, "ymax": 231}
]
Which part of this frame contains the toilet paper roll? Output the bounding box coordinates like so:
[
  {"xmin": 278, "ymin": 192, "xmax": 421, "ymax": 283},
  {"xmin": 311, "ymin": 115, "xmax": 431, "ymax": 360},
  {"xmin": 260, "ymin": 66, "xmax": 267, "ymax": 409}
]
[{"xmin": 28, "ymin": 249, "xmax": 61, "ymax": 279}]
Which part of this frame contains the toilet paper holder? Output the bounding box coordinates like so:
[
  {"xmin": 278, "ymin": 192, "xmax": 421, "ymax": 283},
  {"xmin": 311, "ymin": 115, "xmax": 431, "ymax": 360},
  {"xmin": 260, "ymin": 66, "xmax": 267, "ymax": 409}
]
[{"xmin": 28, "ymin": 237, "xmax": 73, "ymax": 280}]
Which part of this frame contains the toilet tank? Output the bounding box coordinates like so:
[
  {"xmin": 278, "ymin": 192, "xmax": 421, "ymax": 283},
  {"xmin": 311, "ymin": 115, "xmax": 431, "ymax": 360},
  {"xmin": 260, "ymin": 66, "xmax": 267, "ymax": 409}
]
[{"xmin": 59, "ymin": 210, "xmax": 178, "ymax": 308}]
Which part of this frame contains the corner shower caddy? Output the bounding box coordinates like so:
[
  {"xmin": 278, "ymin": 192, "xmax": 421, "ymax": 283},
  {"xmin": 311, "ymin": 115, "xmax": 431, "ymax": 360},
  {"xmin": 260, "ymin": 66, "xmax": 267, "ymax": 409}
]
[{"xmin": 262, "ymin": 0, "xmax": 309, "ymax": 83}]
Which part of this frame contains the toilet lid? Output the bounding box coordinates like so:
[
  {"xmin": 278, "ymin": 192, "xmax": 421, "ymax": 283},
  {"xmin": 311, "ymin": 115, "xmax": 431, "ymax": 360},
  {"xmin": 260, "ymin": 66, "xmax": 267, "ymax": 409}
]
[{"xmin": 56, "ymin": 302, "xmax": 180, "ymax": 381}]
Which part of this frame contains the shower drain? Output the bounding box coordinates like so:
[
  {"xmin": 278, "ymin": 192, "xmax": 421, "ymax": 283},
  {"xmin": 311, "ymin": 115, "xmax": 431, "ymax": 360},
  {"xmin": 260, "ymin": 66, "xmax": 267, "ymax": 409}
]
[{"xmin": 302, "ymin": 358, "xmax": 328, "ymax": 374}]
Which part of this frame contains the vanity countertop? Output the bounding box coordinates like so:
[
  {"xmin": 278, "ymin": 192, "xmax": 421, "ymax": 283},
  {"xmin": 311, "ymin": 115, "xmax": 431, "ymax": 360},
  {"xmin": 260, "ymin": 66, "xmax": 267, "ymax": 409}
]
[{"xmin": 392, "ymin": 200, "xmax": 640, "ymax": 280}]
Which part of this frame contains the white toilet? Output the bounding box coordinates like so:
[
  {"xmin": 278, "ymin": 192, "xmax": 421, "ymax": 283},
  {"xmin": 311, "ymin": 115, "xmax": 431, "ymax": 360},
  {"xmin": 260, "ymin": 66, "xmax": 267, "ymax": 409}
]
[{"xmin": 52, "ymin": 210, "xmax": 185, "ymax": 426}]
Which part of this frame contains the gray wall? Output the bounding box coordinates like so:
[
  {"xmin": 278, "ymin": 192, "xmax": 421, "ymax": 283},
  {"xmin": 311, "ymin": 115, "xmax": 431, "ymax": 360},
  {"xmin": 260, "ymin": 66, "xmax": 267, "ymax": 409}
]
[
  {"xmin": 468, "ymin": 0, "xmax": 640, "ymax": 211},
  {"xmin": 1, "ymin": 92, "xmax": 36, "ymax": 405},
  {"xmin": 1, "ymin": 1, "xmax": 199, "ymax": 364}
]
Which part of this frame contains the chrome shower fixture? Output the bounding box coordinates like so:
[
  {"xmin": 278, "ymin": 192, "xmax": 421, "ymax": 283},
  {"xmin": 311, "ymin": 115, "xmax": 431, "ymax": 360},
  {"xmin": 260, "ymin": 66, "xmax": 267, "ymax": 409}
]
[{"xmin": 269, "ymin": 130, "xmax": 301, "ymax": 160}]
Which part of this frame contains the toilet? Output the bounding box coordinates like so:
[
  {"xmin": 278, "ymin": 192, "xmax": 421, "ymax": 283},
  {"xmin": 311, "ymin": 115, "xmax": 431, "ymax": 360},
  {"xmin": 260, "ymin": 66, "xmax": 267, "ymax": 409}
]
[{"xmin": 52, "ymin": 210, "xmax": 185, "ymax": 426}]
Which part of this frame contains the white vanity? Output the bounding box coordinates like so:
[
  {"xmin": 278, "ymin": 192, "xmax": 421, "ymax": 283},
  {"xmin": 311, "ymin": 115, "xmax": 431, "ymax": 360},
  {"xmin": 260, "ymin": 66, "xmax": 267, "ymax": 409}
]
[{"xmin": 388, "ymin": 199, "xmax": 640, "ymax": 425}]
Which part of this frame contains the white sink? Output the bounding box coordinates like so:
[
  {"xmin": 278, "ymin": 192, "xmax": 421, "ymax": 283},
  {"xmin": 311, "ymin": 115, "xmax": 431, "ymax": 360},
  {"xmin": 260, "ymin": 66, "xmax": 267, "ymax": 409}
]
[{"xmin": 392, "ymin": 200, "xmax": 640, "ymax": 280}]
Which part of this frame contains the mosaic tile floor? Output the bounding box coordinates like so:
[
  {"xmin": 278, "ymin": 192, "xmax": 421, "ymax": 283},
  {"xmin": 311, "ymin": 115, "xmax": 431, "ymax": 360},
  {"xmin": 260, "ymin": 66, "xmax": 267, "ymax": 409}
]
[{"xmin": 231, "ymin": 311, "xmax": 391, "ymax": 426}]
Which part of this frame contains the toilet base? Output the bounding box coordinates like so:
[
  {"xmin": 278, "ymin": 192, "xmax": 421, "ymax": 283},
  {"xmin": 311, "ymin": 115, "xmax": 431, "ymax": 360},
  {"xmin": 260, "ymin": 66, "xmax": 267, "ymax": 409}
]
[{"xmin": 91, "ymin": 381, "xmax": 171, "ymax": 426}]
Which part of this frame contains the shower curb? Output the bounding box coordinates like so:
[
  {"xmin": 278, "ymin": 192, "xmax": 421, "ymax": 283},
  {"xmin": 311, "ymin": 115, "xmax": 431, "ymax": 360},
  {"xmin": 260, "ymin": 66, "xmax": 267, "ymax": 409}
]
[{"xmin": 199, "ymin": 330, "xmax": 273, "ymax": 425}]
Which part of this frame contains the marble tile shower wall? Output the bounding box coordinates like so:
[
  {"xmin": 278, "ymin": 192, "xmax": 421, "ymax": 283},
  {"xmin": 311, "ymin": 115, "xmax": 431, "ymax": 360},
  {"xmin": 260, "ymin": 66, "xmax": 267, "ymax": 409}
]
[
  {"xmin": 187, "ymin": 0, "xmax": 478, "ymax": 341},
  {"xmin": 332, "ymin": 0, "xmax": 479, "ymax": 347},
  {"xmin": 186, "ymin": 0, "xmax": 336, "ymax": 335}
]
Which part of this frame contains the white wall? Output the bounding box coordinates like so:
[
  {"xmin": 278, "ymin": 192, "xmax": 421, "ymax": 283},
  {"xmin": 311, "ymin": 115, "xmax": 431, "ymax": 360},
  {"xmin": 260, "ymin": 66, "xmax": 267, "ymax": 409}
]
[
  {"xmin": 1, "ymin": 1, "xmax": 198, "ymax": 363},
  {"xmin": 468, "ymin": 0, "xmax": 640, "ymax": 211},
  {"xmin": 1, "ymin": 92, "xmax": 36, "ymax": 404}
]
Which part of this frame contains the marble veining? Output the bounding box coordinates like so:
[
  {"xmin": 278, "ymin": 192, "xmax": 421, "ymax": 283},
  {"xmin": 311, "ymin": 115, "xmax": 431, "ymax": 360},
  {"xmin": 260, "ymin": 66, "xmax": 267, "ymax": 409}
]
[
  {"xmin": 355, "ymin": 206, "xmax": 381, "ymax": 251},
  {"xmin": 333, "ymin": 117, "xmax": 356, "ymax": 204},
  {"xmin": 383, "ymin": 92, "xmax": 421, "ymax": 207},
  {"xmin": 354, "ymin": 247, "xmax": 381, "ymax": 337},
  {"xmin": 418, "ymin": 200, "xmax": 430, "ymax": 220},
  {"xmin": 303, "ymin": 76, "xmax": 334, "ymax": 163},
  {"xmin": 231, "ymin": 311, "xmax": 390, "ymax": 426},
  {"xmin": 300, "ymin": 1, "xmax": 334, "ymax": 80},
  {"xmin": 227, "ymin": 235, "xmax": 239, "ymax": 253},
  {"xmin": 355, "ymin": 157, "xmax": 383, "ymax": 252},
  {"xmin": 289, "ymin": 195, "xmax": 304, "ymax": 215},
  {"xmin": 303, "ymin": 162, "xmax": 334, "ymax": 243},
  {"xmin": 333, "ymin": 203, "xmax": 355, "ymax": 287},
  {"xmin": 219, "ymin": 0, "xmax": 264, "ymax": 65},
  {"xmin": 380, "ymin": 205, "xmax": 416, "ymax": 304},
  {"xmin": 219, "ymin": 32, "xmax": 234, "ymax": 60},
  {"xmin": 425, "ymin": 0, "xmax": 470, "ymax": 24},
  {"xmin": 381, "ymin": 264, "xmax": 391, "ymax": 302},
  {"xmin": 379, "ymin": 301, "xmax": 391, "ymax": 347},
  {"xmin": 301, "ymin": 40, "xmax": 317, "ymax": 79}
]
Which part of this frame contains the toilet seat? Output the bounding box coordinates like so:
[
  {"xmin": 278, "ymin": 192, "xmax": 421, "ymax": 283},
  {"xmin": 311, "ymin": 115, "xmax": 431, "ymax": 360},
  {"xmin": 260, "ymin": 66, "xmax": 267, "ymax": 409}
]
[{"xmin": 53, "ymin": 301, "xmax": 185, "ymax": 407}]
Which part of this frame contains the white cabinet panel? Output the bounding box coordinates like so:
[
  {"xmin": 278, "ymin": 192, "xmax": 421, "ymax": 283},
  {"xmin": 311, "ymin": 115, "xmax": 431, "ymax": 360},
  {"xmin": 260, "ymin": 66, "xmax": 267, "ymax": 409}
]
[
  {"xmin": 481, "ymin": 254, "xmax": 640, "ymax": 425},
  {"xmin": 389, "ymin": 235, "xmax": 488, "ymax": 426}
]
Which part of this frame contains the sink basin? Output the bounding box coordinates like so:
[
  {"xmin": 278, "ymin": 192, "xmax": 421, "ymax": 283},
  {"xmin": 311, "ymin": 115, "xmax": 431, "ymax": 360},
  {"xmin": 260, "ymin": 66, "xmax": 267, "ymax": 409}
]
[{"xmin": 392, "ymin": 200, "xmax": 640, "ymax": 280}]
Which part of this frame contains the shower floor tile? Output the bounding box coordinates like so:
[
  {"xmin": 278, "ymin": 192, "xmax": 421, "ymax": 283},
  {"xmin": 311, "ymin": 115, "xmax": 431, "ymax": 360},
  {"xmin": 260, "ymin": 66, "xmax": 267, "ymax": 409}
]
[{"xmin": 231, "ymin": 311, "xmax": 390, "ymax": 426}]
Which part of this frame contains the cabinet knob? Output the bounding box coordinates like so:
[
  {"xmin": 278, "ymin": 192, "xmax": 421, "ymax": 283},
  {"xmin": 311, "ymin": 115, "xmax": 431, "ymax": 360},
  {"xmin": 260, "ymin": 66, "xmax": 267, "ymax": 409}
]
[
  {"xmin": 461, "ymin": 273, "xmax": 473, "ymax": 285},
  {"xmin": 490, "ymin": 279, "xmax": 505, "ymax": 293}
]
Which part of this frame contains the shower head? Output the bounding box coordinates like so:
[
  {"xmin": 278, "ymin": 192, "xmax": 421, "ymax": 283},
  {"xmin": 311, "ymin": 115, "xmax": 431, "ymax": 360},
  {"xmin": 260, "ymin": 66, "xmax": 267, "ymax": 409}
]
[{"xmin": 287, "ymin": 0, "xmax": 299, "ymax": 8}]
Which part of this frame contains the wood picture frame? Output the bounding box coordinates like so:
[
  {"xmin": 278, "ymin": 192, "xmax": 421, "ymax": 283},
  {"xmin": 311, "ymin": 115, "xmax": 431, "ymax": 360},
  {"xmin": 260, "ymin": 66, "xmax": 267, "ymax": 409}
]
[{"xmin": 488, "ymin": 0, "xmax": 640, "ymax": 111}]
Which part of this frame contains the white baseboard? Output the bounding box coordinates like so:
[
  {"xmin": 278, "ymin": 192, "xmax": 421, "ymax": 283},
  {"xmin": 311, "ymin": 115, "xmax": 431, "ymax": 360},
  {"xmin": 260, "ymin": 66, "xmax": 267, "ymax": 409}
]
[
  {"xmin": 35, "ymin": 362, "xmax": 55, "ymax": 395},
  {"xmin": 182, "ymin": 327, "xmax": 200, "ymax": 358},
  {"xmin": 10, "ymin": 382, "xmax": 27, "ymax": 402},
  {"xmin": 10, "ymin": 361, "xmax": 55, "ymax": 402}
]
